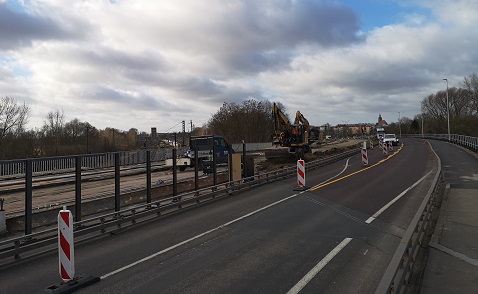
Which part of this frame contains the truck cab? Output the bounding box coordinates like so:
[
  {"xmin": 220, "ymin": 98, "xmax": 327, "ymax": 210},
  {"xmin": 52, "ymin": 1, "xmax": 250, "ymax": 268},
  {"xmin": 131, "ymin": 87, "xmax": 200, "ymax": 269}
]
[{"xmin": 166, "ymin": 136, "xmax": 234, "ymax": 171}]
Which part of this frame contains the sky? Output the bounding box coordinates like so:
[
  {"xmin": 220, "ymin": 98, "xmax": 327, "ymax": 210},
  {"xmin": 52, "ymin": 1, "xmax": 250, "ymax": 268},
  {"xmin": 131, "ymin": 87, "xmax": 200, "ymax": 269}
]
[{"xmin": 1, "ymin": 0, "xmax": 477, "ymax": 134}]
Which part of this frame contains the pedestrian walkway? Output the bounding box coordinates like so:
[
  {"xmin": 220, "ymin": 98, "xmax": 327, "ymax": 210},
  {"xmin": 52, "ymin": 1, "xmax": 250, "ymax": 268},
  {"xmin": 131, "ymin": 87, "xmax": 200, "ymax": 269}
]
[{"xmin": 420, "ymin": 144, "xmax": 478, "ymax": 294}]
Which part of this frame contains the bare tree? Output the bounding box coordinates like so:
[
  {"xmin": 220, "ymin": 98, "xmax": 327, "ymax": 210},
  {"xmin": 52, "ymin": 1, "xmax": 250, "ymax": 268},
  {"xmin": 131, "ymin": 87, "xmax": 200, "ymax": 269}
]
[
  {"xmin": 43, "ymin": 109, "xmax": 65, "ymax": 155},
  {"xmin": 0, "ymin": 96, "xmax": 30, "ymax": 159},
  {"xmin": 462, "ymin": 72, "xmax": 478, "ymax": 116},
  {"xmin": 208, "ymin": 99, "xmax": 281, "ymax": 143}
]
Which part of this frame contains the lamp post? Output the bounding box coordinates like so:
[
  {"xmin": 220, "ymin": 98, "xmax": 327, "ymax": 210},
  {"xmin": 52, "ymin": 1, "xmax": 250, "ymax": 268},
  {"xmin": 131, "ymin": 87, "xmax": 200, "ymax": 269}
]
[
  {"xmin": 397, "ymin": 112, "xmax": 401, "ymax": 138},
  {"xmin": 421, "ymin": 114, "xmax": 424, "ymax": 138},
  {"xmin": 443, "ymin": 78, "xmax": 450, "ymax": 142}
]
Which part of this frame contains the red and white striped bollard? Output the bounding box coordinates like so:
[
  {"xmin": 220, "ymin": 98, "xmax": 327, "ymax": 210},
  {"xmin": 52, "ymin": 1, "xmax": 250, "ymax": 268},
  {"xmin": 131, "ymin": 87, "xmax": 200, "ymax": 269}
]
[
  {"xmin": 297, "ymin": 159, "xmax": 305, "ymax": 188},
  {"xmin": 58, "ymin": 206, "xmax": 75, "ymax": 282},
  {"xmin": 362, "ymin": 147, "xmax": 368, "ymax": 166}
]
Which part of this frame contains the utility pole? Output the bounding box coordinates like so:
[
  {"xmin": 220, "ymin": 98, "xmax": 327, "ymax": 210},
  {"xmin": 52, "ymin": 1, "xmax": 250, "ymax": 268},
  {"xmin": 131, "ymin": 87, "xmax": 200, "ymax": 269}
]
[
  {"xmin": 398, "ymin": 112, "xmax": 401, "ymax": 137},
  {"xmin": 443, "ymin": 78, "xmax": 451, "ymax": 142}
]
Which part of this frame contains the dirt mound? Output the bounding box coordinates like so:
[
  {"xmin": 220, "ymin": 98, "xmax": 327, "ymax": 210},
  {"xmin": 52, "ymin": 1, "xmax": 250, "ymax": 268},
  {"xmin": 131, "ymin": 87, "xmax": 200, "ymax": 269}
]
[{"xmin": 257, "ymin": 140, "xmax": 363, "ymax": 172}]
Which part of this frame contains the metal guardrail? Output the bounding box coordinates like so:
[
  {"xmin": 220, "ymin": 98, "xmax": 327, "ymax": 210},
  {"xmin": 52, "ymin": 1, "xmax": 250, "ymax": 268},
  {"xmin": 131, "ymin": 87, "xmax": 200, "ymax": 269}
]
[
  {"xmin": 405, "ymin": 133, "xmax": 478, "ymax": 153},
  {"xmin": 0, "ymin": 149, "xmax": 185, "ymax": 178},
  {"xmin": 0, "ymin": 143, "xmax": 276, "ymax": 178},
  {"xmin": 0, "ymin": 148, "xmax": 360, "ymax": 261},
  {"xmin": 375, "ymin": 139, "xmax": 443, "ymax": 294}
]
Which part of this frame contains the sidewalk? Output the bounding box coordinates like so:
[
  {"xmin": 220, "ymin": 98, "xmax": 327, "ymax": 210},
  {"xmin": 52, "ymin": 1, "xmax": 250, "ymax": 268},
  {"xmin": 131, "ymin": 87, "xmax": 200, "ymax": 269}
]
[{"xmin": 419, "ymin": 181, "xmax": 478, "ymax": 293}]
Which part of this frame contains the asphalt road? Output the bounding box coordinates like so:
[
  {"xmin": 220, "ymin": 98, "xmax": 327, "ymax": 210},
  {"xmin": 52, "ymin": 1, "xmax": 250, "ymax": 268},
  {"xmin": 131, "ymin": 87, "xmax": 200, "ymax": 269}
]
[{"xmin": 0, "ymin": 138, "xmax": 438, "ymax": 294}]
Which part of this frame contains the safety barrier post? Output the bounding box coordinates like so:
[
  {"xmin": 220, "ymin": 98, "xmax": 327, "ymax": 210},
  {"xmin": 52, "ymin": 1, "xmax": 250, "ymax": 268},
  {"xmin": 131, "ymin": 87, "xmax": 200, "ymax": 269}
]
[
  {"xmin": 362, "ymin": 147, "xmax": 368, "ymax": 166},
  {"xmin": 45, "ymin": 206, "xmax": 100, "ymax": 292},
  {"xmin": 58, "ymin": 207, "xmax": 75, "ymax": 282},
  {"xmin": 370, "ymin": 140, "xmax": 374, "ymax": 150},
  {"xmin": 296, "ymin": 159, "xmax": 306, "ymax": 189}
]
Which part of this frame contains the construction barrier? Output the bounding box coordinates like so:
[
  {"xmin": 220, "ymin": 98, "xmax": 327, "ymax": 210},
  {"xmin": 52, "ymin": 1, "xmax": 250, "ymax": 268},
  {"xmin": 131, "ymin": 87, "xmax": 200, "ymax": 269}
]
[
  {"xmin": 383, "ymin": 143, "xmax": 388, "ymax": 156},
  {"xmin": 389, "ymin": 141, "xmax": 393, "ymax": 152},
  {"xmin": 361, "ymin": 147, "xmax": 368, "ymax": 166},
  {"xmin": 370, "ymin": 140, "xmax": 374, "ymax": 150},
  {"xmin": 58, "ymin": 207, "xmax": 75, "ymax": 282},
  {"xmin": 297, "ymin": 159, "xmax": 305, "ymax": 188}
]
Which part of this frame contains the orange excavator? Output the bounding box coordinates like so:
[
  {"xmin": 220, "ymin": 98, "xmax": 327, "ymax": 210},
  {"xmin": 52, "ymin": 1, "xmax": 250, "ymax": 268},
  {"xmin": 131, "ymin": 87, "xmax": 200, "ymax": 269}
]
[{"xmin": 265, "ymin": 103, "xmax": 317, "ymax": 159}]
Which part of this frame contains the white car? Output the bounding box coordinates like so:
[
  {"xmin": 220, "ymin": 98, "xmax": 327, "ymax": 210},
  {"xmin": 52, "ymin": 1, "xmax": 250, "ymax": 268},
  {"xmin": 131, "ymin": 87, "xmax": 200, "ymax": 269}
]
[{"xmin": 382, "ymin": 134, "xmax": 399, "ymax": 146}]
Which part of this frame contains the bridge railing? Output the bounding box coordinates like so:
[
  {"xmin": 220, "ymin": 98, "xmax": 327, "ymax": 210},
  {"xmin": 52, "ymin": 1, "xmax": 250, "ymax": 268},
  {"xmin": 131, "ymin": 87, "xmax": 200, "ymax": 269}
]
[
  {"xmin": 375, "ymin": 137, "xmax": 447, "ymax": 294},
  {"xmin": 405, "ymin": 133, "xmax": 478, "ymax": 153},
  {"xmin": 0, "ymin": 143, "xmax": 275, "ymax": 178},
  {"xmin": 0, "ymin": 148, "xmax": 189, "ymax": 178},
  {"xmin": 0, "ymin": 147, "xmax": 360, "ymax": 261}
]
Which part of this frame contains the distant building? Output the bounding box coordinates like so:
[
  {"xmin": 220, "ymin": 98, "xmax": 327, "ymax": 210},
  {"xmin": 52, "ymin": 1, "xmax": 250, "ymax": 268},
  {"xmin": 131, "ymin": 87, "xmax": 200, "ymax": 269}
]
[{"xmin": 377, "ymin": 113, "xmax": 388, "ymax": 127}]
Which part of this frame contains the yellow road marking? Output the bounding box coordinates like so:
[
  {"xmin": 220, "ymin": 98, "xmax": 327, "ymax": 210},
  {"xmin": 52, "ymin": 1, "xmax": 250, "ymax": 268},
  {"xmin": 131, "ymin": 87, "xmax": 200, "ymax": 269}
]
[{"xmin": 309, "ymin": 143, "xmax": 404, "ymax": 191}]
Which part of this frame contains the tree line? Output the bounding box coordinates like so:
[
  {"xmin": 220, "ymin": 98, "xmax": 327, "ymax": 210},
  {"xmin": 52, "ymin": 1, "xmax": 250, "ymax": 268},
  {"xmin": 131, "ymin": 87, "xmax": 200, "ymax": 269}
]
[
  {"xmin": 1, "ymin": 73, "xmax": 477, "ymax": 160},
  {"xmin": 0, "ymin": 99, "xmax": 139, "ymax": 160},
  {"xmin": 383, "ymin": 73, "xmax": 478, "ymax": 137}
]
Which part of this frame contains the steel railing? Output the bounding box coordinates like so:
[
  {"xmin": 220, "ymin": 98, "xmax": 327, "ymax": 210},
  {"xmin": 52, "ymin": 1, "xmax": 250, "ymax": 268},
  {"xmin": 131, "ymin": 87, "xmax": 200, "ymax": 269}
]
[
  {"xmin": 405, "ymin": 133, "xmax": 478, "ymax": 153},
  {"xmin": 375, "ymin": 139, "xmax": 443, "ymax": 294},
  {"xmin": 0, "ymin": 148, "xmax": 360, "ymax": 261}
]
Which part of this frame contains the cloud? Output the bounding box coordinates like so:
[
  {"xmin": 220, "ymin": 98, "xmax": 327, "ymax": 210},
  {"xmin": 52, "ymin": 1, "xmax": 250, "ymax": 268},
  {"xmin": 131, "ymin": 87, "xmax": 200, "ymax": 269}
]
[
  {"xmin": 0, "ymin": 0, "xmax": 477, "ymax": 133},
  {"xmin": 0, "ymin": 2, "xmax": 89, "ymax": 50}
]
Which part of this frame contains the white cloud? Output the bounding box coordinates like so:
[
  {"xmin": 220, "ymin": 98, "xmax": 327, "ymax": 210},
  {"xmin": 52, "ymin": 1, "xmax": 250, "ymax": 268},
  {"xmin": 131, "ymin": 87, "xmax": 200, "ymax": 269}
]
[{"xmin": 0, "ymin": 0, "xmax": 477, "ymax": 134}]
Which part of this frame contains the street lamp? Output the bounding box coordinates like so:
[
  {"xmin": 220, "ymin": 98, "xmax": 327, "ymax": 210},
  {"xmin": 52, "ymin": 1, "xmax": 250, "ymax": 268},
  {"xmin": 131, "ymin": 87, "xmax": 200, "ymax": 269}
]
[
  {"xmin": 443, "ymin": 79, "xmax": 450, "ymax": 141},
  {"xmin": 421, "ymin": 113, "xmax": 424, "ymax": 138},
  {"xmin": 397, "ymin": 112, "xmax": 401, "ymax": 138}
]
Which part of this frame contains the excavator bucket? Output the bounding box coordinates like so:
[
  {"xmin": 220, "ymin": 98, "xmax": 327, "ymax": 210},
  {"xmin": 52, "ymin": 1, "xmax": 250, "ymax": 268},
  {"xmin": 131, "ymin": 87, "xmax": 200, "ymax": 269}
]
[{"xmin": 264, "ymin": 146, "xmax": 290, "ymax": 159}]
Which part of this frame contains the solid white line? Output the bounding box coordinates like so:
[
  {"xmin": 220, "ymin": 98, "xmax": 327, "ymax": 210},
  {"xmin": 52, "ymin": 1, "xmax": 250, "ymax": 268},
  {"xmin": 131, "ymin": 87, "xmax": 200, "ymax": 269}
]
[
  {"xmin": 286, "ymin": 238, "xmax": 353, "ymax": 294},
  {"xmin": 429, "ymin": 241, "xmax": 478, "ymax": 268},
  {"xmin": 101, "ymin": 193, "xmax": 301, "ymax": 279},
  {"xmin": 310, "ymin": 158, "xmax": 351, "ymax": 189},
  {"xmin": 365, "ymin": 170, "xmax": 433, "ymax": 224},
  {"xmin": 101, "ymin": 158, "xmax": 355, "ymax": 280}
]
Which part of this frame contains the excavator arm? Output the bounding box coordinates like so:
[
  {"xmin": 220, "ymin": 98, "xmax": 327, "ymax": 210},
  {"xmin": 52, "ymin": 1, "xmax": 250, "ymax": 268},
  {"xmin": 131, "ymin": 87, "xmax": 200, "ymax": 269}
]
[
  {"xmin": 272, "ymin": 102, "xmax": 291, "ymax": 145},
  {"xmin": 294, "ymin": 111, "xmax": 310, "ymax": 144}
]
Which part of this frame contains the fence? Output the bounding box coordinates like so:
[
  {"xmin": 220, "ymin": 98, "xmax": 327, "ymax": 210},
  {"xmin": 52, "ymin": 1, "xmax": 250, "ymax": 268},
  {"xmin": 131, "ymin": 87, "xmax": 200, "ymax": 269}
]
[
  {"xmin": 0, "ymin": 143, "xmax": 274, "ymax": 179},
  {"xmin": 405, "ymin": 133, "xmax": 478, "ymax": 153},
  {"xmin": 0, "ymin": 148, "xmax": 186, "ymax": 178}
]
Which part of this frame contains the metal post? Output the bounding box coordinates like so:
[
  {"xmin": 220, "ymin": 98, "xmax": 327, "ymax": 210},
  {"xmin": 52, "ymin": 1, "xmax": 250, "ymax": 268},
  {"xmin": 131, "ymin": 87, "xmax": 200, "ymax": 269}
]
[
  {"xmin": 25, "ymin": 159, "xmax": 33, "ymax": 235},
  {"xmin": 86, "ymin": 125, "xmax": 89, "ymax": 154},
  {"xmin": 242, "ymin": 140, "xmax": 246, "ymax": 180},
  {"xmin": 114, "ymin": 153, "xmax": 120, "ymax": 212},
  {"xmin": 398, "ymin": 112, "xmax": 401, "ymax": 138},
  {"xmin": 443, "ymin": 78, "xmax": 451, "ymax": 142},
  {"xmin": 421, "ymin": 114, "xmax": 424, "ymax": 138},
  {"xmin": 75, "ymin": 156, "xmax": 82, "ymax": 222},
  {"xmin": 146, "ymin": 150, "xmax": 151, "ymax": 204},
  {"xmin": 228, "ymin": 151, "xmax": 233, "ymax": 183},
  {"xmin": 212, "ymin": 143, "xmax": 217, "ymax": 186},
  {"xmin": 172, "ymin": 148, "xmax": 177, "ymax": 197},
  {"xmin": 194, "ymin": 146, "xmax": 199, "ymax": 192}
]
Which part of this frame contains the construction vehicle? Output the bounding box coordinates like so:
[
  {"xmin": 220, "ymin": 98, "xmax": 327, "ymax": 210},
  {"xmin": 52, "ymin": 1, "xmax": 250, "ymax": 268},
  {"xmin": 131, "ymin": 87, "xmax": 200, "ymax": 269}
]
[{"xmin": 265, "ymin": 103, "xmax": 317, "ymax": 159}]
